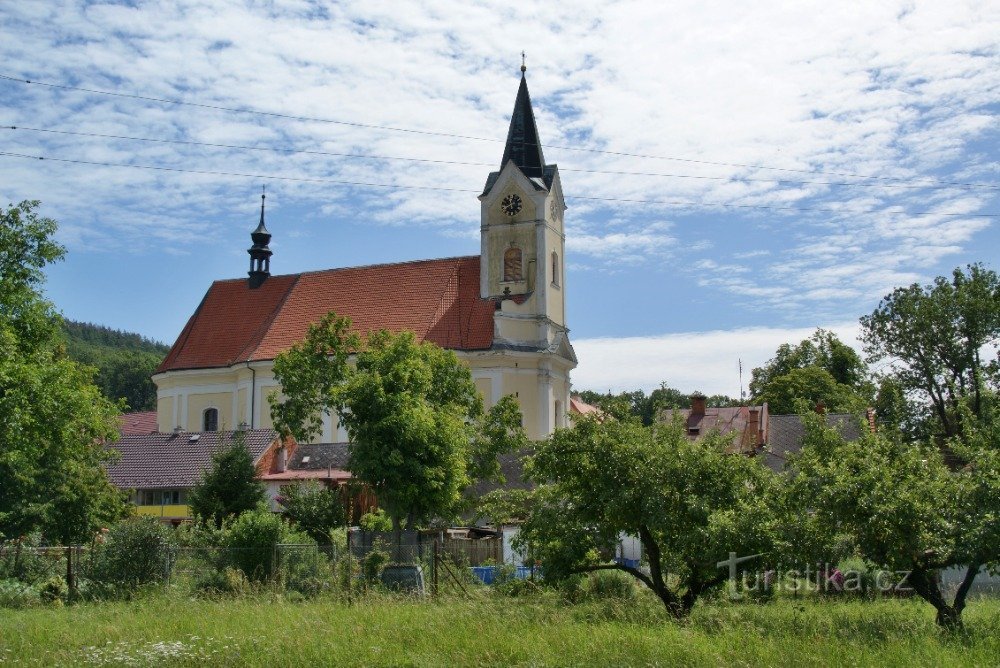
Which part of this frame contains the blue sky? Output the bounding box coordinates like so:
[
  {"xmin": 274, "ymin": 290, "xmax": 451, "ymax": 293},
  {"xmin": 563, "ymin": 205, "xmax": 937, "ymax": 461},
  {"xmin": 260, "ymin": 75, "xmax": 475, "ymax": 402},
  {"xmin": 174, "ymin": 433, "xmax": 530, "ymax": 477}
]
[{"xmin": 2, "ymin": 1, "xmax": 998, "ymax": 396}]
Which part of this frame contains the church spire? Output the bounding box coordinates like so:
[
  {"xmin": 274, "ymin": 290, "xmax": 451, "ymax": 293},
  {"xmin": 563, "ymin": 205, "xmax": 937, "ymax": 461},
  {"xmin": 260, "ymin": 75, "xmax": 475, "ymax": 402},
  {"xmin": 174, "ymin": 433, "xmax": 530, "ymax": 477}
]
[
  {"xmin": 500, "ymin": 57, "xmax": 546, "ymax": 179},
  {"xmin": 248, "ymin": 187, "xmax": 272, "ymax": 288}
]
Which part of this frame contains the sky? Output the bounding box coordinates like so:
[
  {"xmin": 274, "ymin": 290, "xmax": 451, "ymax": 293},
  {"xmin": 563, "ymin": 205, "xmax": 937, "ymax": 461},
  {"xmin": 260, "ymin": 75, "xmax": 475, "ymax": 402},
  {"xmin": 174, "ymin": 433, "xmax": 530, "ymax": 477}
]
[{"xmin": 1, "ymin": 1, "xmax": 998, "ymax": 398}]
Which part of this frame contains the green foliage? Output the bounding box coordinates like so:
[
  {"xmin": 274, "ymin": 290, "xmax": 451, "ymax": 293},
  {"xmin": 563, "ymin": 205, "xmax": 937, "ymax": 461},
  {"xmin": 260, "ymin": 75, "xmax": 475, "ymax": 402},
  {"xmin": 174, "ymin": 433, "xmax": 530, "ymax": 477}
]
[
  {"xmin": 786, "ymin": 413, "xmax": 1000, "ymax": 627},
  {"xmin": 0, "ymin": 200, "xmax": 127, "ymax": 544},
  {"xmin": 37, "ymin": 576, "xmax": 67, "ymax": 604},
  {"xmin": 277, "ymin": 481, "xmax": 346, "ymax": 544},
  {"xmin": 188, "ymin": 431, "xmax": 266, "ymax": 528},
  {"xmin": 360, "ymin": 541, "xmax": 390, "ymax": 586},
  {"xmin": 61, "ymin": 320, "xmax": 168, "ymax": 412},
  {"xmin": 750, "ymin": 329, "xmax": 872, "ymax": 415},
  {"xmin": 861, "ymin": 263, "xmax": 1000, "ymax": 440},
  {"xmin": 358, "ymin": 509, "xmax": 392, "ymax": 532},
  {"xmin": 583, "ymin": 570, "xmax": 638, "ymax": 602},
  {"xmin": 222, "ymin": 507, "xmax": 313, "ymax": 582},
  {"xmin": 271, "ymin": 314, "xmax": 525, "ymax": 531},
  {"xmin": 576, "ymin": 383, "xmax": 737, "ymax": 426},
  {"xmin": 193, "ymin": 566, "xmax": 251, "ymax": 598},
  {"xmin": 0, "ymin": 578, "xmax": 39, "ymax": 608},
  {"xmin": 519, "ymin": 413, "xmax": 780, "ymax": 618},
  {"xmin": 86, "ymin": 517, "xmax": 175, "ymax": 595},
  {"xmin": 0, "ymin": 534, "xmax": 49, "ymax": 584}
]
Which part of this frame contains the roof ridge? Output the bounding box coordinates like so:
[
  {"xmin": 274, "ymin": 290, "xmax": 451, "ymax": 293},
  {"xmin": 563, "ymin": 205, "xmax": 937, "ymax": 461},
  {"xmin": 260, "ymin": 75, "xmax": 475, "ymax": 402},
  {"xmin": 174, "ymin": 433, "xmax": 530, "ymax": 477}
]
[{"xmin": 206, "ymin": 255, "xmax": 480, "ymax": 285}]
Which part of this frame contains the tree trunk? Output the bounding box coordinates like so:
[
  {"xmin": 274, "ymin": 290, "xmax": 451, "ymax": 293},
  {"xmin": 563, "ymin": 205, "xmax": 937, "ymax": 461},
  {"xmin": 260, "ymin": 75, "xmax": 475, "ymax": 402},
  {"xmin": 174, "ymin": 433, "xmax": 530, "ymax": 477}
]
[{"xmin": 908, "ymin": 567, "xmax": 970, "ymax": 630}]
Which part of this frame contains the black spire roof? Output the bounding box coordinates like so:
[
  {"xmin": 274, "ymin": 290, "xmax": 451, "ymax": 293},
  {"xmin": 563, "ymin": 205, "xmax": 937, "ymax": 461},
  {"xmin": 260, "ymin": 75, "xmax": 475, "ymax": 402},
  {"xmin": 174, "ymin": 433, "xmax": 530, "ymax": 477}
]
[
  {"xmin": 248, "ymin": 189, "xmax": 272, "ymax": 288},
  {"xmin": 499, "ymin": 71, "xmax": 547, "ymax": 179}
]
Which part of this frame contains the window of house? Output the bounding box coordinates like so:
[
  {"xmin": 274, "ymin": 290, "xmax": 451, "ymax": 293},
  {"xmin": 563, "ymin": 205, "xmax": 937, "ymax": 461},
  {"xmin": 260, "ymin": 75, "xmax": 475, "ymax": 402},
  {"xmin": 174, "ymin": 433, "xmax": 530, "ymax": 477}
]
[
  {"xmin": 203, "ymin": 407, "xmax": 219, "ymax": 432},
  {"xmin": 551, "ymin": 252, "xmax": 560, "ymax": 286},
  {"xmin": 503, "ymin": 246, "xmax": 523, "ymax": 282}
]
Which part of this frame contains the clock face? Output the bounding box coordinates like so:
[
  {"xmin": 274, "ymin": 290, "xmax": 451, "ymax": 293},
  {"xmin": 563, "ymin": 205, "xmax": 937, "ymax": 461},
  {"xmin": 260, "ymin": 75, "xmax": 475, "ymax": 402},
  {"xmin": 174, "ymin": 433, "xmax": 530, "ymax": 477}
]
[{"xmin": 501, "ymin": 193, "xmax": 523, "ymax": 217}]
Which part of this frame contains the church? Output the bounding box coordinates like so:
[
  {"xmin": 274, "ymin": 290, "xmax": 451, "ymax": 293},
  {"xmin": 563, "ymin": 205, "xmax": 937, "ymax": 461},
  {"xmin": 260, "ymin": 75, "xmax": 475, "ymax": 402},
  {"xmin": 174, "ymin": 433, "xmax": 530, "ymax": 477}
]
[{"xmin": 150, "ymin": 66, "xmax": 577, "ymax": 443}]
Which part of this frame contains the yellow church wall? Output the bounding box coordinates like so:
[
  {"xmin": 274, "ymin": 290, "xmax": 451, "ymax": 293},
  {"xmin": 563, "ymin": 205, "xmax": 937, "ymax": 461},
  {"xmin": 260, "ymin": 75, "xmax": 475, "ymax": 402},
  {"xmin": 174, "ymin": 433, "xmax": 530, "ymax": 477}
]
[
  {"xmin": 474, "ymin": 377, "xmax": 493, "ymax": 406},
  {"xmin": 237, "ymin": 387, "xmax": 248, "ymax": 425},
  {"xmin": 156, "ymin": 396, "xmax": 174, "ymax": 432},
  {"xmin": 186, "ymin": 392, "xmax": 234, "ymax": 432}
]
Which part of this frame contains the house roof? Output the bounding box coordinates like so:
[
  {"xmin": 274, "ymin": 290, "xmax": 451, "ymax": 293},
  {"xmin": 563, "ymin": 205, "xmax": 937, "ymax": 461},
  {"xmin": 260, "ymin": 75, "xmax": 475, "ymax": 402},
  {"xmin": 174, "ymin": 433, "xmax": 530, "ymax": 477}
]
[
  {"xmin": 104, "ymin": 429, "xmax": 278, "ymax": 489},
  {"xmin": 661, "ymin": 404, "xmax": 769, "ymax": 454},
  {"xmin": 287, "ymin": 442, "xmax": 351, "ymax": 471},
  {"xmin": 569, "ymin": 396, "xmax": 601, "ymax": 415},
  {"xmin": 119, "ymin": 411, "xmax": 158, "ymax": 436},
  {"xmin": 156, "ymin": 256, "xmax": 496, "ymax": 373},
  {"xmin": 500, "ymin": 73, "xmax": 547, "ymax": 180},
  {"xmin": 764, "ymin": 413, "xmax": 864, "ymax": 472}
]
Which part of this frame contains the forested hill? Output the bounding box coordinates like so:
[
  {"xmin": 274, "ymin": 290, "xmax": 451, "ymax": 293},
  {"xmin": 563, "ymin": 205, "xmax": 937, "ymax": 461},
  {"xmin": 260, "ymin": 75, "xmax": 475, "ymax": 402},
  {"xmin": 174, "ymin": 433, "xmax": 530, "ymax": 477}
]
[{"xmin": 62, "ymin": 320, "xmax": 170, "ymax": 412}]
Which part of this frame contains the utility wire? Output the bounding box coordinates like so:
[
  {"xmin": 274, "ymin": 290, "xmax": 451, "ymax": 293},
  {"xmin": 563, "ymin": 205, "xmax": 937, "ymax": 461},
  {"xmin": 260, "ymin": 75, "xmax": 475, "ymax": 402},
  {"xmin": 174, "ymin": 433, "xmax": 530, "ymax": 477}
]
[
  {"xmin": 5, "ymin": 125, "xmax": 996, "ymax": 191},
  {"xmin": 2, "ymin": 73, "xmax": 993, "ymax": 189},
  {"xmin": 2, "ymin": 150, "xmax": 996, "ymax": 218}
]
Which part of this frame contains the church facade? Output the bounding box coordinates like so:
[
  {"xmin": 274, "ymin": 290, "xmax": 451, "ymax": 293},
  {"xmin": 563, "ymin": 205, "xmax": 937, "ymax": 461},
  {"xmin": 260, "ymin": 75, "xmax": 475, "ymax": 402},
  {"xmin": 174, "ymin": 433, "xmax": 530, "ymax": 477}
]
[{"xmin": 152, "ymin": 69, "xmax": 576, "ymax": 442}]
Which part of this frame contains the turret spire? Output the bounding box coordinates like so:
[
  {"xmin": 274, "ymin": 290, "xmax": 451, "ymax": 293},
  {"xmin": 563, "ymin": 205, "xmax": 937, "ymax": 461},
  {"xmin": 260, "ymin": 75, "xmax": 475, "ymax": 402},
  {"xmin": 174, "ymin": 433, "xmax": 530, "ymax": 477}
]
[
  {"xmin": 500, "ymin": 63, "xmax": 546, "ymax": 179},
  {"xmin": 248, "ymin": 186, "xmax": 272, "ymax": 288}
]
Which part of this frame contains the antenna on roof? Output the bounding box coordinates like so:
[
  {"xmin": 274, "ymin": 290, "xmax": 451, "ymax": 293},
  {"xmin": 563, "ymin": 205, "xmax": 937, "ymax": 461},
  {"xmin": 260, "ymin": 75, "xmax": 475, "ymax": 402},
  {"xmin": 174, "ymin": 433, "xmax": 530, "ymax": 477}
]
[{"xmin": 739, "ymin": 358, "xmax": 745, "ymax": 402}]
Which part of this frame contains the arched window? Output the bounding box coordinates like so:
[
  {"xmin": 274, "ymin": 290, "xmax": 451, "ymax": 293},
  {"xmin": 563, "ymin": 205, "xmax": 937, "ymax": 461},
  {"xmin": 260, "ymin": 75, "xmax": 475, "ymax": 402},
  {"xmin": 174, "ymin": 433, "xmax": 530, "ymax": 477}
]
[
  {"xmin": 503, "ymin": 246, "xmax": 523, "ymax": 282},
  {"xmin": 551, "ymin": 252, "xmax": 560, "ymax": 286},
  {"xmin": 203, "ymin": 408, "xmax": 219, "ymax": 432}
]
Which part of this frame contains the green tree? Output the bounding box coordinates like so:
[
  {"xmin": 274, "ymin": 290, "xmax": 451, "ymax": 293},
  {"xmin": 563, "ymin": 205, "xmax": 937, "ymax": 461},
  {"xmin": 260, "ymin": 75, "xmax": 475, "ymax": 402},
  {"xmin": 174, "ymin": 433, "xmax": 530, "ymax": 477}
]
[
  {"xmin": 0, "ymin": 200, "xmax": 127, "ymax": 543},
  {"xmin": 277, "ymin": 481, "xmax": 345, "ymax": 544},
  {"xmin": 860, "ymin": 264, "xmax": 1000, "ymax": 440},
  {"xmin": 750, "ymin": 329, "xmax": 871, "ymax": 414},
  {"xmin": 188, "ymin": 431, "xmax": 266, "ymax": 528},
  {"xmin": 787, "ymin": 414, "xmax": 1000, "ymax": 629},
  {"xmin": 576, "ymin": 383, "xmax": 737, "ymax": 426},
  {"xmin": 517, "ymin": 409, "xmax": 779, "ymax": 618},
  {"xmin": 271, "ymin": 313, "xmax": 526, "ymax": 533}
]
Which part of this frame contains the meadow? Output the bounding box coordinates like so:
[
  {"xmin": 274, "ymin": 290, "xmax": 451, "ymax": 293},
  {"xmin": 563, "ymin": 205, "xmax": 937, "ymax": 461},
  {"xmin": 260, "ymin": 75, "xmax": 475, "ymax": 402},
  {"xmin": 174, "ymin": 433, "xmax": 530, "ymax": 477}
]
[{"xmin": 1, "ymin": 590, "xmax": 998, "ymax": 667}]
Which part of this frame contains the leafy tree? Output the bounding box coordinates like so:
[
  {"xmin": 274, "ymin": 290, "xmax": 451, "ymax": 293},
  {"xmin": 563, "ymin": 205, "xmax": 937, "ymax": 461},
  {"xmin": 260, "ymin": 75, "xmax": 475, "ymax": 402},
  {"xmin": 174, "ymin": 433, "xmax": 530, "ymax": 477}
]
[
  {"xmin": 188, "ymin": 431, "xmax": 266, "ymax": 528},
  {"xmin": 271, "ymin": 313, "xmax": 526, "ymax": 533},
  {"xmin": 750, "ymin": 329, "xmax": 871, "ymax": 414},
  {"xmin": 277, "ymin": 480, "xmax": 346, "ymax": 544},
  {"xmin": 860, "ymin": 264, "xmax": 1000, "ymax": 440},
  {"xmin": 576, "ymin": 383, "xmax": 737, "ymax": 426},
  {"xmin": 0, "ymin": 200, "xmax": 127, "ymax": 543},
  {"xmin": 517, "ymin": 408, "xmax": 779, "ymax": 618},
  {"xmin": 787, "ymin": 413, "xmax": 1000, "ymax": 629}
]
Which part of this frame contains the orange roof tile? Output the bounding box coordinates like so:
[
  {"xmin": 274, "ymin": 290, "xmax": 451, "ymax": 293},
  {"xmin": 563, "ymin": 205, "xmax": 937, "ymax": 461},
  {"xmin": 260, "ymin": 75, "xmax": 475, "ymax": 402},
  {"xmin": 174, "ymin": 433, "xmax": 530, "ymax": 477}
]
[{"xmin": 157, "ymin": 256, "xmax": 495, "ymax": 373}]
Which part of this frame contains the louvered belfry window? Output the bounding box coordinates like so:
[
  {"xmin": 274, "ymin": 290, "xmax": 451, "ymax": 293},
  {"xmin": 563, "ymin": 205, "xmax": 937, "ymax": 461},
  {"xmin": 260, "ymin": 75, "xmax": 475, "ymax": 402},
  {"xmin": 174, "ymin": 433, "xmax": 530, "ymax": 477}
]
[
  {"xmin": 504, "ymin": 247, "xmax": 523, "ymax": 282},
  {"xmin": 203, "ymin": 408, "xmax": 219, "ymax": 432}
]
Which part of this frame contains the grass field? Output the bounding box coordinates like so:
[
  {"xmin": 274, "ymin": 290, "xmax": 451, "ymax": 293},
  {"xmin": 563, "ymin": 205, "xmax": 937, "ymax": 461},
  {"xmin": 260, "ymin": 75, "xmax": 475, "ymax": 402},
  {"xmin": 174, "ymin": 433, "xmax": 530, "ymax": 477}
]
[{"xmin": 1, "ymin": 590, "xmax": 998, "ymax": 667}]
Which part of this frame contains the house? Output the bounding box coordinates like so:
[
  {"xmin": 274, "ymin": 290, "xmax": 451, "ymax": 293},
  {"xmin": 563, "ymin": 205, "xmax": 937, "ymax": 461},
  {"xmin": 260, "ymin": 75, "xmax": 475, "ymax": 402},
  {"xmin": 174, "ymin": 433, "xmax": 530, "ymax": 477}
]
[
  {"xmin": 105, "ymin": 428, "xmax": 286, "ymax": 523},
  {"xmin": 661, "ymin": 393, "xmax": 769, "ymax": 455},
  {"xmin": 150, "ymin": 65, "xmax": 576, "ymax": 444}
]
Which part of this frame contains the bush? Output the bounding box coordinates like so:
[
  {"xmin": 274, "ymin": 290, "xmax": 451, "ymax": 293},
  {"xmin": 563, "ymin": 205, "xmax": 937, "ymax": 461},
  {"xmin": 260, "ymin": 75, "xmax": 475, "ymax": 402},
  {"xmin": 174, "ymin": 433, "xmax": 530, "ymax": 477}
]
[
  {"xmin": 359, "ymin": 509, "xmax": 392, "ymax": 532},
  {"xmin": 0, "ymin": 579, "xmax": 39, "ymax": 608},
  {"xmin": 360, "ymin": 542, "xmax": 390, "ymax": 587},
  {"xmin": 87, "ymin": 517, "xmax": 175, "ymax": 596},
  {"xmin": 583, "ymin": 570, "xmax": 637, "ymax": 602},
  {"xmin": 38, "ymin": 576, "xmax": 67, "ymax": 604},
  {"xmin": 193, "ymin": 567, "xmax": 251, "ymax": 598},
  {"xmin": 0, "ymin": 534, "xmax": 50, "ymax": 584},
  {"xmin": 277, "ymin": 481, "xmax": 345, "ymax": 544},
  {"xmin": 222, "ymin": 508, "xmax": 313, "ymax": 582}
]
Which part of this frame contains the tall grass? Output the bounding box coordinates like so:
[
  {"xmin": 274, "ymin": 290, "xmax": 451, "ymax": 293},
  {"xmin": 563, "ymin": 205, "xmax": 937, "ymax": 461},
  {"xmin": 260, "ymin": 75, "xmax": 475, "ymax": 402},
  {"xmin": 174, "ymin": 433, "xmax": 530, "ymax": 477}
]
[{"xmin": 0, "ymin": 589, "xmax": 997, "ymax": 666}]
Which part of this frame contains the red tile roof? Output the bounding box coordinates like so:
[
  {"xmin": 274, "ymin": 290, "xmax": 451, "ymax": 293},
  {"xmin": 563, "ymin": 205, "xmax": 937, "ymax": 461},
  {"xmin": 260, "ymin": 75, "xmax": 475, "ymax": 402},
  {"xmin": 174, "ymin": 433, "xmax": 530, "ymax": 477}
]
[
  {"xmin": 119, "ymin": 411, "xmax": 158, "ymax": 436},
  {"xmin": 157, "ymin": 256, "xmax": 495, "ymax": 373},
  {"xmin": 661, "ymin": 404, "xmax": 769, "ymax": 454}
]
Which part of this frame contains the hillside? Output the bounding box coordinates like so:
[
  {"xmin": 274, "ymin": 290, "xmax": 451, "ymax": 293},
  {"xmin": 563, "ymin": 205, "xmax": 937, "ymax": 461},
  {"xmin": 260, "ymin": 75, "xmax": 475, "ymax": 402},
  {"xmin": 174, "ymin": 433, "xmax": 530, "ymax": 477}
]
[{"xmin": 62, "ymin": 320, "xmax": 170, "ymax": 412}]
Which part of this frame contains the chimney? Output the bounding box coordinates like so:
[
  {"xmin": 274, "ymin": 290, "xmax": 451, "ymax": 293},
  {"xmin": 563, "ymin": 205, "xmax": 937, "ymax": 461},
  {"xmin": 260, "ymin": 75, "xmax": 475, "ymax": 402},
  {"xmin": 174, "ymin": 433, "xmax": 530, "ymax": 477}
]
[
  {"xmin": 866, "ymin": 407, "xmax": 877, "ymax": 434},
  {"xmin": 690, "ymin": 393, "xmax": 706, "ymax": 417},
  {"xmin": 748, "ymin": 408, "xmax": 761, "ymax": 447},
  {"xmin": 276, "ymin": 445, "xmax": 287, "ymax": 473}
]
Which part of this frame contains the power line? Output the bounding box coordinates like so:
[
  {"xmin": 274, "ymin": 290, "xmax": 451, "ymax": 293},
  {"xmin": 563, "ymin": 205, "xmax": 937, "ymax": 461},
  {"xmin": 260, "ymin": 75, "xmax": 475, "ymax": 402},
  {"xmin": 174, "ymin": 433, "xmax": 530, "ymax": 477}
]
[
  {"xmin": 2, "ymin": 73, "xmax": 993, "ymax": 189},
  {"xmin": 6, "ymin": 125, "xmax": 996, "ymax": 191},
  {"xmin": 2, "ymin": 150, "xmax": 996, "ymax": 218}
]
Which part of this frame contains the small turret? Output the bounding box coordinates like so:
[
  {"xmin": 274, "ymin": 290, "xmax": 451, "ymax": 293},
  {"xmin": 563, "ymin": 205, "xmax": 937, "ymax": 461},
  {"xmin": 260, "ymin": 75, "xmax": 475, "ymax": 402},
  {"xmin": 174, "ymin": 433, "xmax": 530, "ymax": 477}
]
[{"xmin": 248, "ymin": 188, "xmax": 272, "ymax": 288}]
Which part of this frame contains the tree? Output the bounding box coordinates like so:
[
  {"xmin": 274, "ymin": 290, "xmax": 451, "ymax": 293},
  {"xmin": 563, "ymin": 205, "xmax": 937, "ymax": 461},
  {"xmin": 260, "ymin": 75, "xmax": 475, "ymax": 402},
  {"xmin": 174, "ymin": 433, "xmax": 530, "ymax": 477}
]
[
  {"xmin": 750, "ymin": 329, "xmax": 871, "ymax": 414},
  {"xmin": 517, "ymin": 409, "xmax": 779, "ymax": 618},
  {"xmin": 787, "ymin": 414, "xmax": 1000, "ymax": 629},
  {"xmin": 860, "ymin": 264, "xmax": 1000, "ymax": 440},
  {"xmin": 576, "ymin": 383, "xmax": 737, "ymax": 426},
  {"xmin": 271, "ymin": 313, "xmax": 526, "ymax": 533},
  {"xmin": 188, "ymin": 431, "xmax": 266, "ymax": 528},
  {"xmin": 0, "ymin": 201, "xmax": 127, "ymax": 543},
  {"xmin": 277, "ymin": 481, "xmax": 346, "ymax": 544}
]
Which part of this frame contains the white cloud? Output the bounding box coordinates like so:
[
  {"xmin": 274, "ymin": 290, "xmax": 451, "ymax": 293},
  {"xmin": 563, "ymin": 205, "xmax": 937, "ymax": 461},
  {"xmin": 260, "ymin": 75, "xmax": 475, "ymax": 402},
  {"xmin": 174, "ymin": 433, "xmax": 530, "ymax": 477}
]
[{"xmin": 573, "ymin": 322, "xmax": 862, "ymax": 397}]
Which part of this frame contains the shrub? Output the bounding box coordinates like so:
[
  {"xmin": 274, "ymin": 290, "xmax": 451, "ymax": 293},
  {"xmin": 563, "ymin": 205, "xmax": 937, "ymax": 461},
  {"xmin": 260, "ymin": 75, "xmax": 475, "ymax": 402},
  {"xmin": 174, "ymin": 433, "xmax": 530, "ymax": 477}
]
[
  {"xmin": 193, "ymin": 566, "xmax": 251, "ymax": 598},
  {"xmin": 360, "ymin": 541, "xmax": 390, "ymax": 587},
  {"xmin": 0, "ymin": 534, "xmax": 50, "ymax": 584},
  {"xmin": 87, "ymin": 517, "xmax": 175, "ymax": 595},
  {"xmin": 0, "ymin": 579, "xmax": 39, "ymax": 608},
  {"xmin": 38, "ymin": 576, "xmax": 67, "ymax": 604},
  {"xmin": 277, "ymin": 481, "xmax": 345, "ymax": 544},
  {"xmin": 583, "ymin": 570, "xmax": 637, "ymax": 602},
  {"xmin": 222, "ymin": 508, "xmax": 313, "ymax": 582},
  {"xmin": 359, "ymin": 509, "xmax": 392, "ymax": 532}
]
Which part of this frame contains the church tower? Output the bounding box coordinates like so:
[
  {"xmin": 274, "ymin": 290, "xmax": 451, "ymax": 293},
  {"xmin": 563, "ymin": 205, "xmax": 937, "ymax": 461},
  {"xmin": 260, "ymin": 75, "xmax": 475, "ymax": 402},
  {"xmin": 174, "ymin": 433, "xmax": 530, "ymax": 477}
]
[
  {"xmin": 248, "ymin": 189, "xmax": 272, "ymax": 288},
  {"xmin": 480, "ymin": 63, "xmax": 569, "ymax": 352}
]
